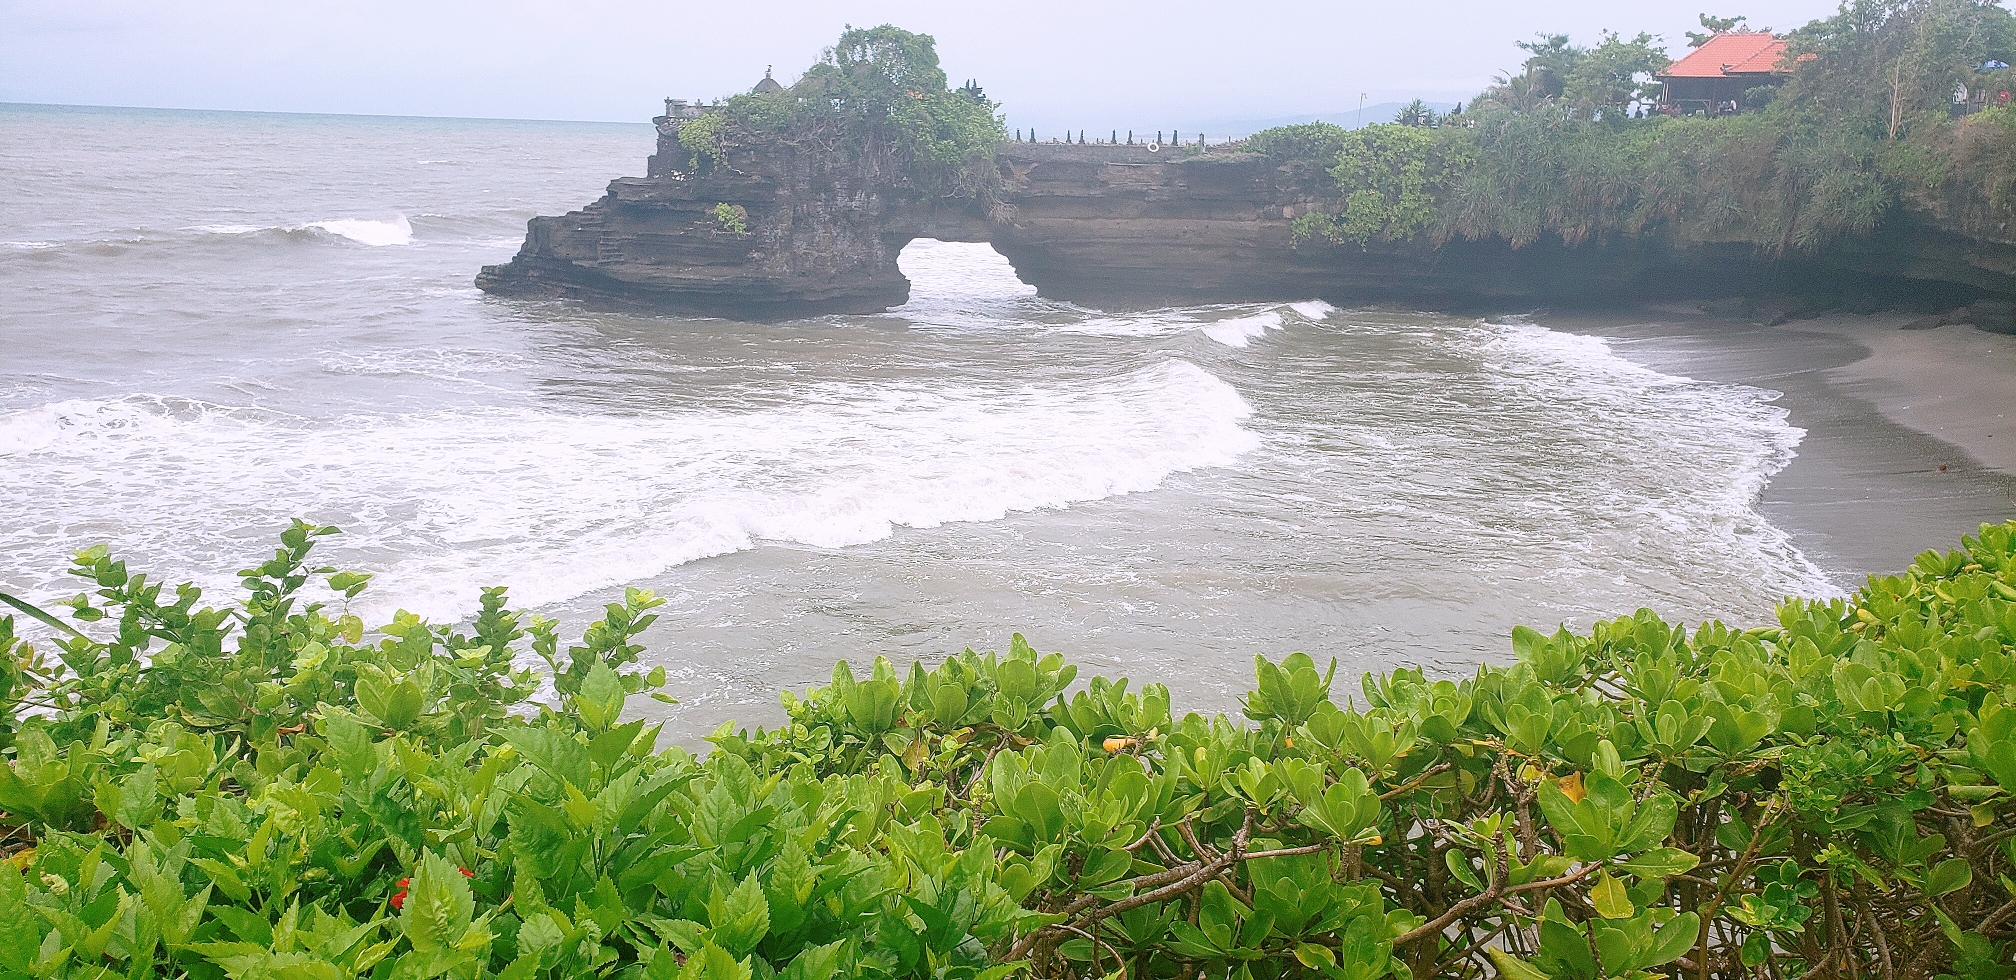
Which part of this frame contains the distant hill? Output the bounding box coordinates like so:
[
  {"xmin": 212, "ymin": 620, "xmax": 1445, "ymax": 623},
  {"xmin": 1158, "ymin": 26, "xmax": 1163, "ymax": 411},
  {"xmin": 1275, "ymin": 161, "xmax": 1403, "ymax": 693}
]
[{"xmin": 1195, "ymin": 103, "xmax": 1460, "ymax": 138}]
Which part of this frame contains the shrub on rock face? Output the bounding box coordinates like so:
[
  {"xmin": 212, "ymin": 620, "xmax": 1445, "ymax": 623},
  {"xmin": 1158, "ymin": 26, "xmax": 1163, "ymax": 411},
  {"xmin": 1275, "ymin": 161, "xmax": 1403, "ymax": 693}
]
[{"xmin": 12, "ymin": 521, "xmax": 2016, "ymax": 978}]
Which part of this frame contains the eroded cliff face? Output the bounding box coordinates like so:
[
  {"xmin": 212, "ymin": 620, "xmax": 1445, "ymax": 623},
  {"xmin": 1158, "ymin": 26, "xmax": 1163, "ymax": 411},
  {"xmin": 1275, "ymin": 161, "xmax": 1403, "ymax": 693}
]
[
  {"xmin": 475, "ymin": 125, "xmax": 989, "ymax": 316},
  {"xmin": 477, "ymin": 131, "xmax": 2016, "ymax": 318}
]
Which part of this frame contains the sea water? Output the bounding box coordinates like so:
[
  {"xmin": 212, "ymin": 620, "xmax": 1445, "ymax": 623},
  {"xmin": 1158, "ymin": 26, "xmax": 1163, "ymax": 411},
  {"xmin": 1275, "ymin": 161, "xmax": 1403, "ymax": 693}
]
[{"xmin": 0, "ymin": 103, "xmax": 1834, "ymax": 733}]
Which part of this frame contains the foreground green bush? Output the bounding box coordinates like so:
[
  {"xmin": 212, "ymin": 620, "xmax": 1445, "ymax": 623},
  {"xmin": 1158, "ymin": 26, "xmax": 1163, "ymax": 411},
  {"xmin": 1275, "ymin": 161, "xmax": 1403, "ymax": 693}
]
[{"xmin": 10, "ymin": 522, "xmax": 2016, "ymax": 979}]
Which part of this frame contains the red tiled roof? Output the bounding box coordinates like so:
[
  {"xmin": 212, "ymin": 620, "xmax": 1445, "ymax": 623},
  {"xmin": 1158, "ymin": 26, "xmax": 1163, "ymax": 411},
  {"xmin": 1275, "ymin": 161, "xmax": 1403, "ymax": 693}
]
[{"xmin": 1659, "ymin": 32, "xmax": 1792, "ymax": 78}]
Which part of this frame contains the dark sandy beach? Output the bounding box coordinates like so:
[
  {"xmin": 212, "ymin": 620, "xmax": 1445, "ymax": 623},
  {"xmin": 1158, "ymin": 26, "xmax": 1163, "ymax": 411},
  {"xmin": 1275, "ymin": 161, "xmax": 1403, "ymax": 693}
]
[{"xmin": 1548, "ymin": 309, "xmax": 2016, "ymax": 588}]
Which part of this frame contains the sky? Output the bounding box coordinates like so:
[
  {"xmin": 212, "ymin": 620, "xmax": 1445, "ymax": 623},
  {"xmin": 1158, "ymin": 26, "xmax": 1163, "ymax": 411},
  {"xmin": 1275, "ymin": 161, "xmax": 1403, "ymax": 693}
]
[{"xmin": 3, "ymin": 0, "xmax": 1849, "ymax": 130}]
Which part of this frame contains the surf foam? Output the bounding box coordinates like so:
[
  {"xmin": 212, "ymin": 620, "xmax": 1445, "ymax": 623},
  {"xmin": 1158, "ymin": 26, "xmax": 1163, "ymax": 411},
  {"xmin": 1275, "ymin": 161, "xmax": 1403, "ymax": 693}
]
[
  {"xmin": 1201, "ymin": 311, "xmax": 1282, "ymax": 347},
  {"xmin": 1476, "ymin": 319, "xmax": 1837, "ymax": 600},
  {"xmin": 191, "ymin": 215, "xmax": 413, "ymax": 246},
  {"xmin": 307, "ymin": 215, "xmax": 413, "ymax": 246},
  {"xmin": 0, "ymin": 361, "xmax": 1258, "ymax": 621}
]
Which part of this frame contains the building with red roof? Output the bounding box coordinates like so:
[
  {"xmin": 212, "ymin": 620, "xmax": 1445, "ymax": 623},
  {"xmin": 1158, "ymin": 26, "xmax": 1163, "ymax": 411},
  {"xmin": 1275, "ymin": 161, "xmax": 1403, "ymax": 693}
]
[{"xmin": 1657, "ymin": 32, "xmax": 1803, "ymax": 114}]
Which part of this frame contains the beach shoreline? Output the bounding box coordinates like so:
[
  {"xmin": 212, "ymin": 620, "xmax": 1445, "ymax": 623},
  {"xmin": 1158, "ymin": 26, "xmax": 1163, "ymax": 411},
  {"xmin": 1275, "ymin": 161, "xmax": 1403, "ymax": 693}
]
[
  {"xmin": 1539, "ymin": 308, "xmax": 2016, "ymax": 589},
  {"xmin": 1792, "ymin": 313, "xmax": 2016, "ymax": 473}
]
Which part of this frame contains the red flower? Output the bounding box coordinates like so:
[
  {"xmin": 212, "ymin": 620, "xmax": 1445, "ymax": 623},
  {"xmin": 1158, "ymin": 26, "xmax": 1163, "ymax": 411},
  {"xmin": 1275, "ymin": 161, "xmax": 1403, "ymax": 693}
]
[{"xmin": 391, "ymin": 870, "xmax": 472, "ymax": 910}]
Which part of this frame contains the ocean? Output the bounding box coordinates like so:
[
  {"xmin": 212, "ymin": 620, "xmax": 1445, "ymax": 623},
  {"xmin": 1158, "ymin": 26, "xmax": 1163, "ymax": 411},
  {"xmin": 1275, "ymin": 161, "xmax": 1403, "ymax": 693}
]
[{"xmin": 0, "ymin": 103, "xmax": 1837, "ymax": 733}]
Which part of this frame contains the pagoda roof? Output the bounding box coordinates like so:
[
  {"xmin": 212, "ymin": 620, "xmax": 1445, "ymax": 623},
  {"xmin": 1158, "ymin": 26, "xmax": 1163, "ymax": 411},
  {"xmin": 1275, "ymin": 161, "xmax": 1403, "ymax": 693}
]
[{"xmin": 1659, "ymin": 32, "xmax": 1796, "ymax": 78}]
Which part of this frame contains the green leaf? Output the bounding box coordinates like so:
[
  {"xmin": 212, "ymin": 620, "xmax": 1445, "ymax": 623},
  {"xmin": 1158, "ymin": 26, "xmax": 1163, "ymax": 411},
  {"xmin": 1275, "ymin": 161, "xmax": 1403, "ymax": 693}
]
[
  {"xmin": 1485, "ymin": 947, "xmax": 1553, "ymax": 980},
  {"xmin": 588, "ymin": 721, "xmax": 646, "ymax": 771},
  {"xmin": 1292, "ymin": 943, "xmax": 1336, "ymax": 968},
  {"xmin": 680, "ymin": 942, "xmax": 752, "ymax": 980},
  {"xmin": 1015, "ymin": 783, "xmax": 1065, "ymax": 843},
  {"xmin": 0, "ymin": 865, "xmax": 40, "ymax": 973},
  {"xmin": 1446, "ymin": 849, "xmax": 1484, "ymax": 891},
  {"xmin": 1615, "ymin": 847, "xmax": 1700, "ymax": 879},
  {"xmin": 356, "ymin": 674, "xmax": 424, "ymax": 730},
  {"xmin": 328, "ymin": 570, "xmax": 373, "ymax": 598},
  {"xmin": 0, "ymin": 588, "xmax": 89, "ymax": 639},
  {"xmin": 780, "ymin": 941, "xmax": 846, "ymax": 980},
  {"xmin": 401, "ymin": 852, "xmax": 477, "ymax": 955},
  {"xmin": 1934, "ymin": 905, "xmax": 1966, "ymax": 948},
  {"xmin": 1537, "ymin": 779, "xmax": 1611, "ymax": 861},
  {"xmin": 577, "ymin": 663, "xmax": 626, "ymax": 731},
  {"xmin": 1928, "ymin": 857, "xmax": 1974, "ymax": 897},
  {"xmin": 321, "ymin": 711, "xmax": 379, "ymax": 780},
  {"xmin": 1644, "ymin": 912, "xmax": 1702, "ymax": 969},
  {"xmin": 1590, "ymin": 872, "xmax": 1633, "ymax": 919},
  {"xmin": 707, "ymin": 873, "xmax": 771, "ymax": 957}
]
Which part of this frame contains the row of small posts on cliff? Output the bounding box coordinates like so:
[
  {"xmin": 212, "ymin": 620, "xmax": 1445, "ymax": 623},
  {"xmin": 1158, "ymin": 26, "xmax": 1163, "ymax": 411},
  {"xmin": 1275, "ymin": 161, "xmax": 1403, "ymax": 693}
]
[{"xmin": 1009, "ymin": 128, "xmax": 1220, "ymax": 147}]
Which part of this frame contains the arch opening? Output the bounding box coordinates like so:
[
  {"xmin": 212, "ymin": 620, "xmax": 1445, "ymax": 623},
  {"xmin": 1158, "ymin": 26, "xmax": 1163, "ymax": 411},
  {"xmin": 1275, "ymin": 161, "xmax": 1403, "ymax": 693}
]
[{"xmin": 895, "ymin": 239, "xmax": 1038, "ymax": 310}]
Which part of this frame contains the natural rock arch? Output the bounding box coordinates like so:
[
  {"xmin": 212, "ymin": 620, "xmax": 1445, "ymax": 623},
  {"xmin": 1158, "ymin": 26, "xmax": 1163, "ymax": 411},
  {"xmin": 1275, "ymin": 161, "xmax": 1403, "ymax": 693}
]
[{"xmin": 477, "ymin": 128, "xmax": 2016, "ymax": 320}]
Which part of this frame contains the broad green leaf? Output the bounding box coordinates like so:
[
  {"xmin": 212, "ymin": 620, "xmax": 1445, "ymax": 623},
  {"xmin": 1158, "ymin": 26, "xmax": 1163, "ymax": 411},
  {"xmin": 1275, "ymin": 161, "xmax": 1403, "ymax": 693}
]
[
  {"xmin": 1644, "ymin": 912, "xmax": 1702, "ymax": 969},
  {"xmin": 1485, "ymin": 947, "xmax": 1553, "ymax": 980},
  {"xmin": 576, "ymin": 663, "xmax": 626, "ymax": 731},
  {"xmin": 1292, "ymin": 943, "xmax": 1336, "ymax": 968},
  {"xmin": 1590, "ymin": 872, "xmax": 1633, "ymax": 919},
  {"xmin": 707, "ymin": 874, "xmax": 771, "ymax": 956},
  {"xmin": 1928, "ymin": 857, "xmax": 1973, "ymax": 897},
  {"xmin": 680, "ymin": 942, "xmax": 752, "ymax": 980},
  {"xmin": 1615, "ymin": 847, "xmax": 1700, "ymax": 879},
  {"xmin": 401, "ymin": 852, "xmax": 476, "ymax": 955}
]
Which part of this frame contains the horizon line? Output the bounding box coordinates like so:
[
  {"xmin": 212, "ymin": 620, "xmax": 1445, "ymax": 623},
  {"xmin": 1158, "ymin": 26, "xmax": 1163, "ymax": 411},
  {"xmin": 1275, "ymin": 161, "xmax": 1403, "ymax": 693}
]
[
  {"xmin": 0, "ymin": 100, "xmax": 654, "ymax": 127},
  {"xmin": 3, "ymin": 99, "xmax": 1478, "ymax": 132}
]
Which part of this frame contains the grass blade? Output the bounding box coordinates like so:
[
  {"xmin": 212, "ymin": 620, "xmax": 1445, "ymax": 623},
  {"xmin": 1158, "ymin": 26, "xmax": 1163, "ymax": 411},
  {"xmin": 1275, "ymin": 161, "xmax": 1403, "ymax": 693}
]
[{"xmin": 0, "ymin": 588, "xmax": 89, "ymax": 640}]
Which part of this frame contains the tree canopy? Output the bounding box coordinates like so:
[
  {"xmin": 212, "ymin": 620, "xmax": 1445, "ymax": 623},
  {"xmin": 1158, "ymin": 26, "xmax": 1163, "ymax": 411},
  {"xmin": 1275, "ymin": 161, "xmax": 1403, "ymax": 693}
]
[
  {"xmin": 1256, "ymin": 0, "xmax": 2016, "ymax": 252},
  {"xmin": 678, "ymin": 25, "xmax": 1005, "ymax": 199}
]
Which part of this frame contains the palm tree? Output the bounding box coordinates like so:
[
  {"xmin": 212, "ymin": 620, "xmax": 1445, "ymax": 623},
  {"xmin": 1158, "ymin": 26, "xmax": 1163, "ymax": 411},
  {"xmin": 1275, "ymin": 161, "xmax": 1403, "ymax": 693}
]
[
  {"xmin": 1480, "ymin": 74, "xmax": 1549, "ymax": 114},
  {"xmin": 1394, "ymin": 99, "xmax": 1437, "ymax": 127}
]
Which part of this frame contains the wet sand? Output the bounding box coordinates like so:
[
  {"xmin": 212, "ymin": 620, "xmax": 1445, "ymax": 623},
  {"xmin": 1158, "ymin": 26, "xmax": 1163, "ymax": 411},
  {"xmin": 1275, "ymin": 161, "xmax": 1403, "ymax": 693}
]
[{"xmin": 1542, "ymin": 309, "xmax": 2016, "ymax": 588}]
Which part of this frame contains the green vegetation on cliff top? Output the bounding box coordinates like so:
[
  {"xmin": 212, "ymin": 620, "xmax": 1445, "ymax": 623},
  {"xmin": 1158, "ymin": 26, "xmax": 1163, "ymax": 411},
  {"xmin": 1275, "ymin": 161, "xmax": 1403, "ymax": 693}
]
[
  {"xmin": 676, "ymin": 26, "xmax": 1004, "ymax": 201},
  {"xmin": 1272, "ymin": 0, "xmax": 2016, "ymax": 255},
  {"xmin": 12, "ymin": 519, "xmax": 2016, "ymax": 978}
]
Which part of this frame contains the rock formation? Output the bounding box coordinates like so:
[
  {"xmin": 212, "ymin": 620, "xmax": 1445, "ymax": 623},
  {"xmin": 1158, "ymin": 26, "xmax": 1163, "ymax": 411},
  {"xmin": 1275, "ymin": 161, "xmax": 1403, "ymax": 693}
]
[{"xmin": 478, "ymin": 123, "xmax": 2016, "ymax": 319}]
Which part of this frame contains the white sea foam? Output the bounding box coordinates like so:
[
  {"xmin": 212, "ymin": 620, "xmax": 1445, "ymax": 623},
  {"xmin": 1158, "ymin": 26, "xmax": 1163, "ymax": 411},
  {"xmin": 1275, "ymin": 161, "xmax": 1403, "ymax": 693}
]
[
  {"xmin": 318, "ymin": 347, "xmax": 537, "ymax": 379},
  {"xmin": 1474, "ymin": 319, "xmax": 1837, "ymax": 600},
  {"xmin": 307, "ymin": 215, "xmax": 413, "ymax": 246},
  {"xmin": 0, "ymin": 241, "xmax": 59, "ymax": 250},
  {"xmin": 190, "ymin": 215, "xmax": 413, "ymax": 246},
  {"xmin": 1289, "ymin": 300, "xmax": 1337, "ymax": 320},
  {"xmin": 1201, "ymin": 311, "xmax": 1282, "ymax": 347},
  {"xmin": 0, "ymin": 361, "xmax": 1258, "ymax": 621}
]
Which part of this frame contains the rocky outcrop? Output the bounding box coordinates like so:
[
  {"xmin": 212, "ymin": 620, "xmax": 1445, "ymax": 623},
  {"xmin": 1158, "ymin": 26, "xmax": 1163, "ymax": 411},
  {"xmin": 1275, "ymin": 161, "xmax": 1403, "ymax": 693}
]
[
  {"xmin": 478, "ymin": 129, "xmax": 2016, "ymax": 318},
  {"xmin": 474, "ymin": 126, "xmax": 970, "ymax": 316}
]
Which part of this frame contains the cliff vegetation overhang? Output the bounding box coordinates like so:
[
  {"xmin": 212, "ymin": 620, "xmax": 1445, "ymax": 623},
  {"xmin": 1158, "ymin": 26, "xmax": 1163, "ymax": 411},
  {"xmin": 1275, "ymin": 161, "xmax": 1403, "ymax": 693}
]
[{"xmin": 476, "ymin": 8, "xmax": 2016, "ymax": 321}]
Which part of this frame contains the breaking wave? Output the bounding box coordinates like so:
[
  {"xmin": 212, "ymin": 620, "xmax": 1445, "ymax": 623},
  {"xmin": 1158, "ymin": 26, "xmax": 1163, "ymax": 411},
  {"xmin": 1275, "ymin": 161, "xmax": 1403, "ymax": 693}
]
[{"xmin": 0, "ymin": 361, "xmax": 1259, "ymax": 620}]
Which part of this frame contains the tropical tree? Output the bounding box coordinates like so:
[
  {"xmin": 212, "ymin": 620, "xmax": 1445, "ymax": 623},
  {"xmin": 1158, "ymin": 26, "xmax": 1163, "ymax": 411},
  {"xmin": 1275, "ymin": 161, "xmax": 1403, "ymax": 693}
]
[
  {"xmin": 1517, "ymin": 33, "xmax": 1585, "ymax": 98},
  {"xmin": 676, "ymin": 25, "xmax": 1005, "ymax": 198},
  {"xmin": 1562, "ymin": 31, "xmax": 1672, "ymax": 119},
  {"xmin": 1686, "ymin": 12, "xmax": 1751, "ymax": 46},
  {"xmin": 1393, "ymin": 99, "xmax": 1438, "ymax": 126},
  {"xmin": 1778, "ymin": 0, "xmax": 2016, "ymax": 139}
]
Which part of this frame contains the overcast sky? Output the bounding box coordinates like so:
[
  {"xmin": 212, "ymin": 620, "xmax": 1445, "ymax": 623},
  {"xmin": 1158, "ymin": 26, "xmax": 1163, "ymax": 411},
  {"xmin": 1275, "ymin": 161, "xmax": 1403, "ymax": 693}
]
[{"xmin": 3, "ymin": 0, "xmax": 1848, "ymax": 129}]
